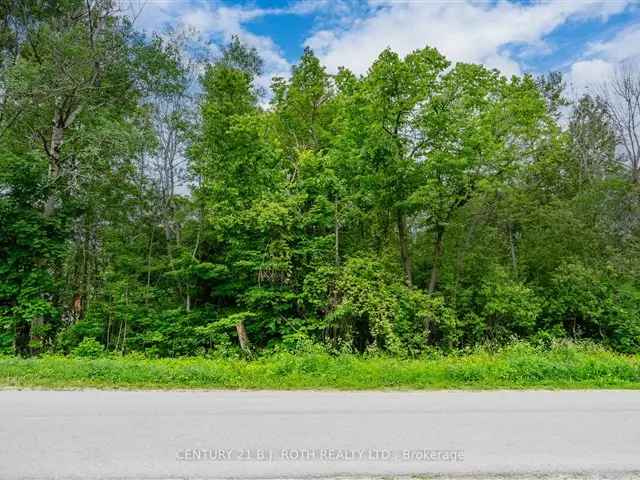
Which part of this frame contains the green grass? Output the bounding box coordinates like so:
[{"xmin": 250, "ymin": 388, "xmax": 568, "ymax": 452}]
[{"xmin": 2, "ymin": 342, "xmax": 640, "ymax": 390}]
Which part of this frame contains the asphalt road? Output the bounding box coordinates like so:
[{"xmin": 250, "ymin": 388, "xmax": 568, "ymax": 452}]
[{"xmin": 1, "ymin": 389, "xmax": 639, "ymax": 479}]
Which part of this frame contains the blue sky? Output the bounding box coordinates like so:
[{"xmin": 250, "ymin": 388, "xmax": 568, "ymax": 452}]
[{"xmin": 134, "ymin": 0, "xmax": 640, "ymax": 94}]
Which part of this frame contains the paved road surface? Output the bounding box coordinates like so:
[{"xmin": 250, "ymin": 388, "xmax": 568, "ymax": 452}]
[{"xmin": 1, "ymin": 389, "xmax": 639, "ymax": 479}]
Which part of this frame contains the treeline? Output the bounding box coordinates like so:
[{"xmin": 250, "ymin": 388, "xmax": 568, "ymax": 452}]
[{"xmin": 1, "ymin": 0, "xmax": 640, "ymax": 357}]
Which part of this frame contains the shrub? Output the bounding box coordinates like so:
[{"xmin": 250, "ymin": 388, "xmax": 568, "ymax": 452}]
[
  {"xmin": 480, "ymin": 268, "xmax": 541, "ymax": 340},
  {"xmin": 547, "ymin": 262, "xmax": 640, "ymax": 352},
  {"xmin": 71, "ymin": 337, "xmax": 105, "ymax": 358}
]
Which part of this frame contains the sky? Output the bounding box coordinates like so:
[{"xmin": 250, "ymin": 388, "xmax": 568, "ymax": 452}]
[{"xmin": 132, "ymin": 0, "xmax": 640, "ymax": 96}]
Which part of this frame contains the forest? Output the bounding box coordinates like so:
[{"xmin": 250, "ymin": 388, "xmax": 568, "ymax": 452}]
[{"xmin": 2, "ymin": 0, "xmax": 640, "ymax": 359}]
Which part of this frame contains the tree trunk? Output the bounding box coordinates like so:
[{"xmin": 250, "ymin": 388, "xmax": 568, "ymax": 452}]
[
  {"xmin": 29, "ymin": 112, "xmax": 66, "ymax": 352},
  {"xmin": 334, "ymin": 200, "xmax": 340, "ymax": 266},
  {"xmin": 28, "ymin": 106, "xmax": 83, "ymax": 353},
  {"xmin": 14, "ymin": 320, "xmax": 31, "ymax": 357},
  {"xmin": 428, "ymin": 225, "xmax": 445, "ymax": 294},
  {"xmin": 44, "ymin": 110, "xmax": 66, "ymax": 217},
  {"xmin": 508, "ymin": 222, "xmax": 518, "ymax": 278},
  {"xmin": 397, "ymin": 210, "xmax": 413, "ymax": 287},
  {"xmin": 236, "ymin": 320, "xmax": 251, "ymax": 354}
]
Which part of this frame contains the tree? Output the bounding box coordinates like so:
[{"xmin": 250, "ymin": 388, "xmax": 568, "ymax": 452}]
[
  {"xmin": 189, "ymin": 37, "xmax": 275, "ymax": 353},
  {"xmin": 4, "ymin": 12, "xmax": 640, "ymax": 357},
  {"xmin": 0, "ymin": 0, "xmax": 187, "ymax": 354},
  {"xmin": 271, "ymin": 47, "xmax": 334, "ymax": 155},
  {"xmin": 357, "ymin": 47, "xmax": 449, "ymax": 287},
  {"xmin": 568, "ymin": 94, "xmax": 618, "ymax": 186},
  {"xmin": 413, "ymin": 66, "xmax": 550, "ymax": 293},
  {"xmin": 599, "ymin": 62, "xmax": 640, "ymax": 184}
]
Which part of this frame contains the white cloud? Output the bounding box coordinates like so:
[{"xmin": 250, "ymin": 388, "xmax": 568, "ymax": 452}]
[
  {"xmin": 127, "ymin": 0, "xmax": 177, "ymax": 33},
  {"xmin": 175, "ymin": 3, "xmax": 291, "ymax": 87},
  {"xmin": 569, "ymin": 59, "xmax": 615, "ymax": 93},
  {"xmin": 304, "ymin": 0, "xmax": 630, "ymax": 76},
  {"xmin": 131, "ymin": 1, "xmax": 315, "ymax": 99},
  {"xmin": 587, "ymin": 24, "xmax": 640, "ymax": 62},
  {"xmin": 131, "ymin": 0, "xmax": 351, "ymax": 85},
  {"xmin": 132, "ymin": 0, "xmax": 366, "ymax": 98},
  {"xmin": 130, "ymin": 0, "xmax": 638, "ymax": 100},
  {"xmin": 569, "ymin": 23, "xmax": 640, "ymax": 94},
  {"xmin": 286, "ymin": 0, "xmax": 332, "ymax": 16}
]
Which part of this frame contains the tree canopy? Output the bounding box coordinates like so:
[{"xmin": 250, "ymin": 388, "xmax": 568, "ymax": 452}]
[{"xmin": 2, "ymin": 3, "xmax": 640, "ymax": 357}]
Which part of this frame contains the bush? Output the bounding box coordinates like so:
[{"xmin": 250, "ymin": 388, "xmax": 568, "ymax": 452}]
[
  {"xmin": 480, "ymin": 269, "xmax": 541, "ymax": 340},
  {"xmin": 71, "ymin": 337, "xmax": 105, "ymax": 358},
  {"xmin": 547, "ymin": 262, "xmax": 640, "ymax": 352}
]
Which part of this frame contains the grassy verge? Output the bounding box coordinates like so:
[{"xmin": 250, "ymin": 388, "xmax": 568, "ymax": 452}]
[{"xmin": 1, "ymin": 342, "xmax": 640, "ymax": 390}]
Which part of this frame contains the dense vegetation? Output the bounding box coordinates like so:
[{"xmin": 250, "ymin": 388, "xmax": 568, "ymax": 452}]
[
  {"xmin": 2, "ymin": 342, "xmax": 640, "ymax": 390},
  {"xmin": 2, "ymin": 0, "xmax": 640, "ymax": 359}
]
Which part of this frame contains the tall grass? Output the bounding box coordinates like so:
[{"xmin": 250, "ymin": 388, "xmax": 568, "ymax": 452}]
[{"xmin": 1, "ymin": 341, "xmax": 639, "ymax": 390}]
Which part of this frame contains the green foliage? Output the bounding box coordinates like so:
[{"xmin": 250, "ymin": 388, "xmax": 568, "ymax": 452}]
[
  {"xmin": 480, "ymin": 269, "xmax": 542, "ymax": 340},
  {"xmin": 0, "ymin": 149, "xmax": 68, "ymax": 354},
  {"xmin": 302, "ymin": 258, "xmax": 460, "ymax": 355},
  {"xmin": 1, "ymin": 8, "xmax": 639, "ymax": 360},
  {"xmin": 2, "ymin": 341, "xmax": 640, "ymax": 390},
  {"xmin": 548, "ymin": 262, "xmax": 640, "ymax": 352},
  {"xmin": 71, "ymin": 337, "xmax": 105, "ymax": 358},
  {"xmin": 330, "ymin": 258, "xmax": 403, "ymax": 353}
]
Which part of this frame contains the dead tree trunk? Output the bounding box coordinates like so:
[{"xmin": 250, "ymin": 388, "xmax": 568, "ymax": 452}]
[{"xmin": 235, "ymin": 319, "xmax": 251, "ymax": 355}]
